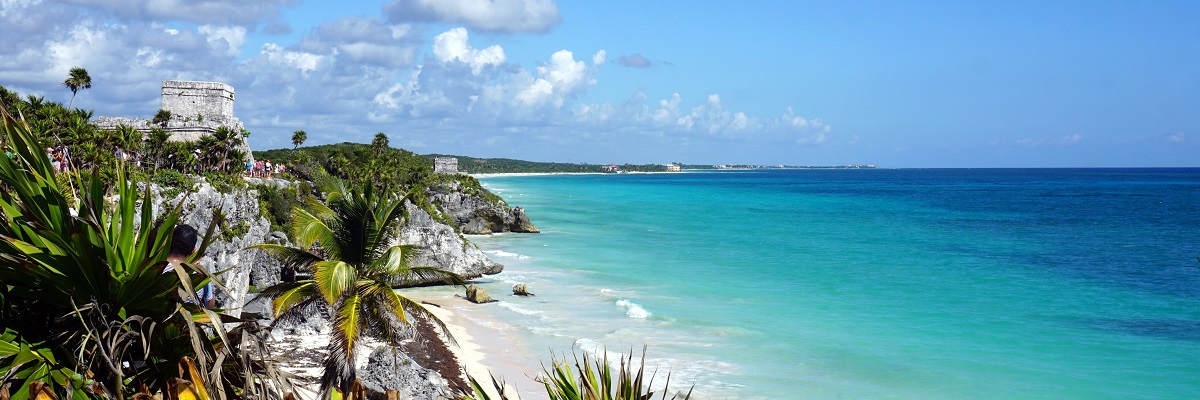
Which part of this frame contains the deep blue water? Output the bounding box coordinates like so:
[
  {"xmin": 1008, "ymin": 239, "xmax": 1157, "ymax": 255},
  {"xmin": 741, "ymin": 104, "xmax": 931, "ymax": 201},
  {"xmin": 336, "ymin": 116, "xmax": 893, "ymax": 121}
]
[{"xmin": 460, "ymin": 169, "xmax": 1200, "ymax": 399}]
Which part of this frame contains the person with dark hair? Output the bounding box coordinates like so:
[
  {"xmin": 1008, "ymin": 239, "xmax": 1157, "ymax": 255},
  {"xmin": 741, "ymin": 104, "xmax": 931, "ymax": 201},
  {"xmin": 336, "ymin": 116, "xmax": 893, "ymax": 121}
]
[{"xmin": 164, "ymin": 224, "xmax": 215, "ymax": 307}]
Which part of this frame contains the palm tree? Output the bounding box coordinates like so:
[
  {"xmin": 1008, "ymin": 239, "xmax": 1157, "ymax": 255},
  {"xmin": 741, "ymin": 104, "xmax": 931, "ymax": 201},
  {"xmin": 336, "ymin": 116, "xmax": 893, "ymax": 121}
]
[
  {"xmin": 152, "ymin": 109, "xmax": 172, "ymax": 127},
  {"xmin": 251, "ymin": 183, "xmax": 463, "ymax": 397},
  {"xmin": 292, "ymin": 130, "xmax": 307, "ymax": 149},
  {"xmin": 201, "ymin": 126, "xmax": 246, "ymax": 172},
  {"xmin": 146, "ymin": 127, "xmax": 172, "ymax": 170},
  {"xmin": 62, "ymin": 67, "xmax": 91, "ymax": 109},
  {"xmin": 371, "ymin": 132, "xmax": 388, "ymax": 155}
]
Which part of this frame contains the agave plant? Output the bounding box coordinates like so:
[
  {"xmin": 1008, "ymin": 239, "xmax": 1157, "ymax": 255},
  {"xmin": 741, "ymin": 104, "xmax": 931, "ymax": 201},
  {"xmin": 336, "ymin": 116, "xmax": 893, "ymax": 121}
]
[
  {"xmin": 461, "ymin": 348, "xmax": 692, "ymax": 400},
  {"xmin": 0, "ymin": 107, "xmax": 289, "ymax": 399}
]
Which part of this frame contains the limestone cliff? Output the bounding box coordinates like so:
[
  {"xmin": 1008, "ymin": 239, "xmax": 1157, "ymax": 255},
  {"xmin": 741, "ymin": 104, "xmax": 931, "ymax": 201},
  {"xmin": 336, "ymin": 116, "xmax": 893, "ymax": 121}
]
[
  {"xmin": 428, "ymin": 182, "xmax": 539, "ymax": 235},
  {"xmin": 153, "ymin": 179, "xmax": 507, "ymax": 314},
  {"xmin": 153, "ymin": 180, "xmax": 279, "ymax": 319},
  {"xmin": 398, "ymin": 200, "xmax": 502, "ymax": 281}
]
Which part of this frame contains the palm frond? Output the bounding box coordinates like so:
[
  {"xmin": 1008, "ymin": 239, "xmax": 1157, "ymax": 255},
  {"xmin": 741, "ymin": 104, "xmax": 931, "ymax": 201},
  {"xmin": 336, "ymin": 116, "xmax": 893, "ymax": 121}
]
[
  {"xmin": 389, "ymin": 265, "xmax": 465, "ymax": 287},
  {"xmin": 266, "ymin": 281, "xmax": 319, "ymax": 318},
  {"xmin": 291, "ymin": 206, "xmax": 337, "ymax": 257},
  {"xmin": 313, "ymin": 260, "xmax": 357, "ymax": 305},
  {"xmin": 248, "ymin": 243, "xmax": 324, "ymax": 271}
]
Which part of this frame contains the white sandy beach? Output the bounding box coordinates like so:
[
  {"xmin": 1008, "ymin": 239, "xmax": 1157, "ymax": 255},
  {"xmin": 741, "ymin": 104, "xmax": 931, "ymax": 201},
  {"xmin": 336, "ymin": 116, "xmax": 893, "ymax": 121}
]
[{"xmin": 403, "ymin": 288, "xmax": 550, "ymax": 400}]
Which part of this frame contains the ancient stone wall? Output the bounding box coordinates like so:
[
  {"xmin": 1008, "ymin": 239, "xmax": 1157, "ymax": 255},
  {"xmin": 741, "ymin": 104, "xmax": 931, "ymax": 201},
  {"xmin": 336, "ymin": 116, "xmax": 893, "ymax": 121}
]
[
  {"xmin": 93, "ymin": 80, "xmax": 250, "ymax": 159},
  {"xmin": 434, "ymin": 157, "xmax": 458, "ymax": 174},
  {"xmin": 161, "ymin": 80, "xmax": 235, "ymax": 120}
]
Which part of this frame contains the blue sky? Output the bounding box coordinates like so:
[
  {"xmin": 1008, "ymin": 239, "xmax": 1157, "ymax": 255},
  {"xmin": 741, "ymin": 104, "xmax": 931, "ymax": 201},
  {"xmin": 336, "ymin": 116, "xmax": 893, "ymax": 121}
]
[{"xmin": 0, "ymin": 1, "xmax": 1196, "ymax": 167}]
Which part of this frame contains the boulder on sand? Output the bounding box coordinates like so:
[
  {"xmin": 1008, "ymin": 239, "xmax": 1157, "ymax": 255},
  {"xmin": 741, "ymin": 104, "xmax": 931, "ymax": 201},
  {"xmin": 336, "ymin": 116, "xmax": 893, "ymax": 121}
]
[{"xmin": 465, "ymin": 285, "xmax": 496, "ymax": 304}]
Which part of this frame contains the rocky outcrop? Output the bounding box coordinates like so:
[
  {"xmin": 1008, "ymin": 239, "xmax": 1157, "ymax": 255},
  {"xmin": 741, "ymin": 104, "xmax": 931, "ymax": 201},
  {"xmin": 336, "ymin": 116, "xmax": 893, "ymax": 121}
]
[
  {"xmin": 428, "ymin": 182, "xmax": 538, "ymax": 234},
  {"xmin": 358, "ymin": 347, "xmax": 451, "ymax": 400},
  {"xmin": 153, "ymin": 180, "xmax": 285, "ymax": 319},
  {"xmin": 398, "ymin": 201, "xmax": 502, "ymax": 283}
]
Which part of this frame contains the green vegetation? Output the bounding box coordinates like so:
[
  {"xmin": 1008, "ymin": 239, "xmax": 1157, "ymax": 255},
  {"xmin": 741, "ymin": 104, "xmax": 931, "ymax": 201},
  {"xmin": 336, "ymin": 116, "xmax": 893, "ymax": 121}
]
[
  {"xmin": 464, "ymin": 349, "xmax": 692, "ymax": 400},
  {"xmin": 428, "ymin": 154, "xmax": 678, "ymax": 174},
  {"xmin": 250, "ymin": 182, "xmax": 464, "ymax": 397},
  {"xmin": 256, "ymin": 141, "xmax": 433, "ymax": 190},
  {"xmin": 221, "ymin": 220, "xmax": 251, "ymax": 241},
  {"xmin": 292, "ymin": 129, "xmax": 307, "ymax": 149},
  {"xmin": 254, "ymin": 142, "xmax": 505, "ymax": 229},
  {"xmin": 152, "ymin": 108, "xmax": 172, "ymax": 127},
  {"xmin": 62, "ymin": 67, "xmax": 91, "ymax": 109},
  {"xmin": 0, "ymin": 108, "xmax": 288, "ymax": 399},
  {"xmin": 254, "ymin": 183, "xmax": 301, "ymax": 232},
  {"xmin": 2, "ymin": 79, "xmax": 699, "ymax": 399},
  {"xmin": 0, "ymin": 84, "xmax": 251, "ymax": 185}
]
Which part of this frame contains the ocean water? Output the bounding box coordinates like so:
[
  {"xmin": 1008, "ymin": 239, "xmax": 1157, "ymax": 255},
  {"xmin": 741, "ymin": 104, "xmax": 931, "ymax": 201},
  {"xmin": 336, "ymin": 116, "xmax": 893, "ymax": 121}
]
[{"xmin": 458, "ymin": 169, "xmax": 1200, "ymax": 399}]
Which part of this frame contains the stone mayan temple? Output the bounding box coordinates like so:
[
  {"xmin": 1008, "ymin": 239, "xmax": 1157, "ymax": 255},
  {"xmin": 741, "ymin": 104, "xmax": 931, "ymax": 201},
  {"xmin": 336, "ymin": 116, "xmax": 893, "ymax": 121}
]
[
  {"xmin": 94, "ymin": 80, "xmax": 250, "ymax": 155},
  {"xmin": 433, "ymin": 157, "xmax": 459, "ymax": 174}
]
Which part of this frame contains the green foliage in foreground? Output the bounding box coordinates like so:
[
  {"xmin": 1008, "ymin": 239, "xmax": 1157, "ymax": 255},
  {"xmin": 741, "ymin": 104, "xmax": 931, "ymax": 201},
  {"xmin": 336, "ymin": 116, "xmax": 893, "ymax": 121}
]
[
  {"xmin": 462, "ymin": 349, "xmax": 692, "ymax": 400},
  {"xmin": 0, "ymin": 108, "xmax": 290, "ymax": 398}
]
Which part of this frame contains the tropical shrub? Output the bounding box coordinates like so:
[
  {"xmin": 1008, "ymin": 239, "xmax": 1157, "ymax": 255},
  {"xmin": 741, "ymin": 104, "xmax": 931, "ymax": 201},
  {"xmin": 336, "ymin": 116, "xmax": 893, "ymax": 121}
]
[
  {"xmin": 462, "ymin": 349, "xmax": 693, "ymax": 400},
  {"xmin": 0, "ymin": 107, "xmax": 290, "ymax": 399}
]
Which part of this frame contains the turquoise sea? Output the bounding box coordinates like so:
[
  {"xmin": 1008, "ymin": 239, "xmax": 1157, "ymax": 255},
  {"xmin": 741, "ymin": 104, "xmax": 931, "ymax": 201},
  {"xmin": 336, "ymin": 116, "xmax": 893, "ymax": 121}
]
[{"xmin": 461, "ymin": 169, "xmax": 1200, "ymax": 399}]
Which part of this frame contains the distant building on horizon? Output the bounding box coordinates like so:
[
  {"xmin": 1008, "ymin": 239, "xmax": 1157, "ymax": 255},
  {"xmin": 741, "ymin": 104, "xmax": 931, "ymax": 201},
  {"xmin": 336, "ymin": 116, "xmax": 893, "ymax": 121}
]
[{"xmin": 434, "ymin": 157, "xmax": 459, "ymax": 174}]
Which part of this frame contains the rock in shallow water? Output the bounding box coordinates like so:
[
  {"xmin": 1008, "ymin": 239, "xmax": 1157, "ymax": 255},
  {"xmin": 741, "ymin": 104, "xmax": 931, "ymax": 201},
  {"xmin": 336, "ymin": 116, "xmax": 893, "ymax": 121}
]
[
  {"xmin": 466, "ymin": 285, "xmax": 496, "ymax": 304},
  {"xmin": 513, "ymin": 283, "xmax": 534, "ymax": 296}
]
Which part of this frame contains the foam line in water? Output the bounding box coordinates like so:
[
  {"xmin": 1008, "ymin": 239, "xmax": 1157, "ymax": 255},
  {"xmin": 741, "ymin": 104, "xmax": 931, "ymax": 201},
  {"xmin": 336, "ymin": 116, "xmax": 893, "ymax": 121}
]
[
  {"xmin": 497, "ymin": 301, "xmax": 546, "ymax": 318},
  {"xmin": 615, "ymin": 299, "xmax": 651, "ymax": 319},
  {"xmin": 485, "ymin": 250, "xmax": 530, "ymax": 260}
]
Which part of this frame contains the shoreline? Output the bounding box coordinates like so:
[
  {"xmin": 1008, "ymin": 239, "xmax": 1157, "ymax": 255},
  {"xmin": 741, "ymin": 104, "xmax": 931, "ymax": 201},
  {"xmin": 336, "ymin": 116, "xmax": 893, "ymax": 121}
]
[
  {"xmin": 471, "ymin": 171, "xmax": 682, "ymax": 179},
  {"xmin": 402, "ymin": 287, "xmax": 550, "ymax": 400}
]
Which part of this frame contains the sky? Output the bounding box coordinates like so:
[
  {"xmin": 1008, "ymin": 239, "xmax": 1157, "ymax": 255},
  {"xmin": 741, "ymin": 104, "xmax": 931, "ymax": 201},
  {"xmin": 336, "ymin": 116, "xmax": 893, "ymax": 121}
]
[{"xmin": 0, "ymin": 0, "xmax": 1197, "ymax": 167}]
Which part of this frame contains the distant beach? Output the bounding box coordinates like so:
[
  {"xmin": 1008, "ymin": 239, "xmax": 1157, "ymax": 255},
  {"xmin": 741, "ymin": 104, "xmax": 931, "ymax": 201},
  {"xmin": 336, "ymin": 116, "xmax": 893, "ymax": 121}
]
[{"xmin": 470, "ymin": 171, "xmax": 681, "ymax": 178}]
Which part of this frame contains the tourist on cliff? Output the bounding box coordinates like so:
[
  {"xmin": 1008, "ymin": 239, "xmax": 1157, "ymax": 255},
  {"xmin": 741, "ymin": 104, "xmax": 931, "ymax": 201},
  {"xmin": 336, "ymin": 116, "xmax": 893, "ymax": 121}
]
[
  {"xmin": 163, "ymin": 224, "xmax": 215, "ymax": 308},
  {"xmin": 46, "ymin": 147, "xmax": 58, "ymax": 171}
]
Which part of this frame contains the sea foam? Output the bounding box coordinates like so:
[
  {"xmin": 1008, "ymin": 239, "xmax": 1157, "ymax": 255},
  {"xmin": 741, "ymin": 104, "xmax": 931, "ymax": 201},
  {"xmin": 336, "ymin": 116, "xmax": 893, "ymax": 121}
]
[
  {"xmin": 485, "ymin": 250, "xmax": 530, "ymax": 260},
  {"xmin": 497, "ymin": 301, "xmax": 545, "ymax": 317},
  {"xmin": 615, "ymin": 299, "xmax": 651, "ymax": 319}
]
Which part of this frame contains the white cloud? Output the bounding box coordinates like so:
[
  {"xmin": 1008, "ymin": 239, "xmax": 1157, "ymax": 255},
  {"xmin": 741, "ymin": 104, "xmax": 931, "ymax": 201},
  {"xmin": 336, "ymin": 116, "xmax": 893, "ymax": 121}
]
[
  {"xmin": 1166, "ymin": 132, "xmax": 1185, "ymax": 143},
  {"xmin": 383, "ymin": 0, "xmax": 561, "ymax": 33},
  {"xmin": 0, "ymin": 0, "xmax": 41, "ymax": 17},
  {"xmin": 260, "ymin": 43, "xmax": 321, "ymax": 72},
  {"xmin": 432, "ymin": 27, "xmax": 505, "ymax": 75},
  {"xmin": 297, "ymin": 17, "xmax": 421, "ymax": 69},
  {"xmin": 198, "ymin": 25, "xmax": 246, "ymax": 57},
  {"xmin": 0, "ymin": 4, "xmax": 834, "ymax": 159},
  {"xmin": 135, "ymin": 47, "xmax": 165, "ymax": 68}
]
